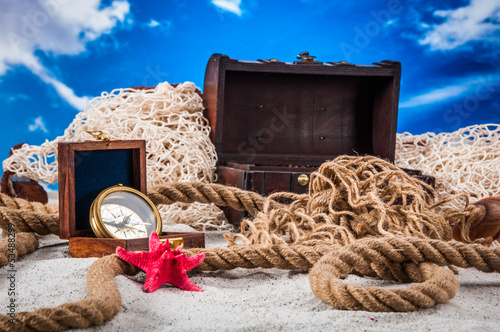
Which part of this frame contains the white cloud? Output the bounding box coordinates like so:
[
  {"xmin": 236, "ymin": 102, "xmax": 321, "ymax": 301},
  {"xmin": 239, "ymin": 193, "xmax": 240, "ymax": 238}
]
[
  {"xmin": 0, "ymin": 0, "xmax": 130, "ymax": 110},
  {"xmin": 145, "ymin": 19, "xmax": 172, "ymax": 32},
  {"xmin": 8, "ymin": 93, "xmax": 30, "ymax": 102},
  {"xmin": 400, "ymin": 85, "xmax": 469, "ymax": 108},
  {"xmin": 419, "ymin": 0, "xmax": 500, "ymax": 50},
  {"xmin": 400, "ymin": 74, "xmax": 500, "ymax": 108},
  {"xmin": 148, "ymin": 19, "xmax": 161, "ymax": 27},
  {"xmin": 28, "ymin": 116, "xmax": 48, "ymax": 133},
  {"xmin": 38, "ymin": 71, "xmax": 90, "ymax": 110},
  {"xmin": 211, "ymin": 0, "xmax": 243, "ymax": 16}
]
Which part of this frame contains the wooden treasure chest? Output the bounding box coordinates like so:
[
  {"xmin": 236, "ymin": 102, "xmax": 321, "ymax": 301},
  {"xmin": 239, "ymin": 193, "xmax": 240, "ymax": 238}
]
[{"xmin": 203, "ymin": 52, "xmax": 433, "ymax": 225}]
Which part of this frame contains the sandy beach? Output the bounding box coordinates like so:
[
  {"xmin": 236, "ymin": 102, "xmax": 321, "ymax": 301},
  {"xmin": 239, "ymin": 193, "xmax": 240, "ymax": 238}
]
[{"xmin": 1, "ymin": 229, "xmax": 499, "ymax": 332}]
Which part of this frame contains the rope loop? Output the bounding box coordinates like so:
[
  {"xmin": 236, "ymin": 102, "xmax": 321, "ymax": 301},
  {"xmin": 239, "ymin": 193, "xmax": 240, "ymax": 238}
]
[{"xmin": 309, "ymin": 259, "xmax": 458, "ymax": 312}]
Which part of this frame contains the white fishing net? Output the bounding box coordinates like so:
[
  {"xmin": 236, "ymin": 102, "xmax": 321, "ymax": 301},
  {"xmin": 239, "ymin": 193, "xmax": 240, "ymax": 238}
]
[
  {"xmin": 2, "ymin": 82, "xmax": 232, "ymax": 231},
  {"xmin": 395, "ymin": 123, "xmax": 500, "ymax": 210}
]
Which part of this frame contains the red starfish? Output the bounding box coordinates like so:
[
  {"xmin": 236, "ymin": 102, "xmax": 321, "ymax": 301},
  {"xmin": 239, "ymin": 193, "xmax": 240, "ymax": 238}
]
[{"xmin": 116, "ymin": 231, "xmax": 205, "ymax": 293}]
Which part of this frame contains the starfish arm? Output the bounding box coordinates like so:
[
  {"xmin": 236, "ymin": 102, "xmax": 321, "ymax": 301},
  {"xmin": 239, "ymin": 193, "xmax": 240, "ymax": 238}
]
[
  {"xmin": 167, "ymin": 273, "xmax": 203, "ymax": 292},
  {"xmin": 149, "ymin": 231, "xmax": 162, "ymax": 252},
  {"xmin": 116, "ymin": 247, "xmax": 153, "ymax": 271},
  {"xmin": 143, "ymin": 267, "xmax": 168, "ymax": 293},
  {"xmin": 162, "ymin": 239, "xmax": 172, "ymax": 253},
  {"xmin": 181, "ymin": 252, "xmax": 206, "ymax": 271}
]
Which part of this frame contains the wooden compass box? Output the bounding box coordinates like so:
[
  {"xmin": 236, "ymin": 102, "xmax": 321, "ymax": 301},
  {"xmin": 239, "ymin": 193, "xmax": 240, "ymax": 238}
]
[
  {"xmin": 203, "ymin": 53, "xmax": 432, "ymax": 224},
  {"xmin": 58, "ymin": 139, "xmax": 204, "ymax": 258}
]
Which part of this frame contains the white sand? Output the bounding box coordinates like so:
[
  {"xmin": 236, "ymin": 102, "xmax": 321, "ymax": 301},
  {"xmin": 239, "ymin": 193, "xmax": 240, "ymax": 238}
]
[{"xmin": 1, "ymin": 231, "xmax": 499, "ymax": 332}]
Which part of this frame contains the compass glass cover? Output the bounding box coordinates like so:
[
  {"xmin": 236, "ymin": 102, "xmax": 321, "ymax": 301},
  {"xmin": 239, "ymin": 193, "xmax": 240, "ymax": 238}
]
[{"xmin": 99, "ymin": 191, "xmax": 157, "ymax": 239}]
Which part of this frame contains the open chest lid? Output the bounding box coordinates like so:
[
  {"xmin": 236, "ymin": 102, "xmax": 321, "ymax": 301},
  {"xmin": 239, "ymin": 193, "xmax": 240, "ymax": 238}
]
[{"xmin": 203, "ymin": 52, "xmax": 401, "ymax": 167}]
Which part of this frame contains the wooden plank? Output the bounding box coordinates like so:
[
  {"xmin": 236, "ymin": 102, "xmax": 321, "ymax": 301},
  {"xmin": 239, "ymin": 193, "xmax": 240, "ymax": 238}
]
[
  {"xmin": 69, "ymin": 232, "xmax": 205, "ymax": 258},
  {"xmin": 264, "ymin": 172, "xmax": 291, "ymax": 195},
  {"xmin": 248, "ymin": 172, "xmax": 265, "ymax": 193},
  {"xmin": 217, "ymin": 165, "xmax": 244, "ymax": 189}
]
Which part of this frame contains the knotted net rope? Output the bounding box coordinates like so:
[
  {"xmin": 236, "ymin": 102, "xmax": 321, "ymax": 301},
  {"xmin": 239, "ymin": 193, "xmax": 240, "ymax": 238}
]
[
  {"xmin": 1, "ymin": 155, "xmax": 499, "ymax": 331},
  {"xmin": 2, "ymin": 82, "xmax": 231, "ymax": 231}
]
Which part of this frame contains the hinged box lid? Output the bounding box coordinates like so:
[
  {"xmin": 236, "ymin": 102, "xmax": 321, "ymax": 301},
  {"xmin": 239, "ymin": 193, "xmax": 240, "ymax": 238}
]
[
  {"xmin": 58, "ymin": 140, "xmax": 146, "ymax": 239},
  {"xmin": 203, "ymin": 53, "xmax": 401, "ymax": 166}
]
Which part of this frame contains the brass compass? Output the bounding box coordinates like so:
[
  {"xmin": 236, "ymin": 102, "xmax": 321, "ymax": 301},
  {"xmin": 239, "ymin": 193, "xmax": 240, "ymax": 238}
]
[{"xmin": 90, "ymin": 184, "xmax": 162, "ymax": 239}]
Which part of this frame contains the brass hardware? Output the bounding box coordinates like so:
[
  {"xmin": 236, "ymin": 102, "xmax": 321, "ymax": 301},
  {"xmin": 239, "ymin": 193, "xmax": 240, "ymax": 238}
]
[
  {"xmin": 160, "ymin": 237, "xmax": 184, "ymax": 249},
  {"xmin": 320, "ymin": 107, "xmax": 326, "ymax": 111},
  {"xmin": 327, "ymin": 61, "xmax": 355, "ymax": 66},
  {"xmin": 86, "ymin": 130, "xmax": 110, "ymax": 141},
  {"xmin": 294, "ymin": 51, "xmax": 323, "ymax": 65},
  {"xmin": 319, "ymin": 136, "xmax": 326, "ymax": 140},
  {"xmin": 297, "ymin": 174, "xmax": 309, "ymax": 186}
]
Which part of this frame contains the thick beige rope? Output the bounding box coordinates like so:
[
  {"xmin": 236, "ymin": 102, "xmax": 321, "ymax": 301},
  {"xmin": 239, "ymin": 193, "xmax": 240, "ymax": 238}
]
[
  {"xmin": 310, "ymin": 261, "xmax": 458, "ymax": 312},
  {"xmin": 0, "ymin": 233, "xmax": 38, "ymax": 267},
  {"xmin": 148, "ymin": 182, "xmax": 284, "ymax": 216},
  {"xmin": 0, "ymin": 194, "xmax": 58, "ymax": 235},
  {"xmin": 187, "ymin": 237, "xmax": 500, "ymax": 274},
  {"xmin": 308, "ymin": 235, "xmax": 500, "ymax": 312},
  {"xmin": 0, "ymin": 255, "xmax": 139, "ymax": 332}
]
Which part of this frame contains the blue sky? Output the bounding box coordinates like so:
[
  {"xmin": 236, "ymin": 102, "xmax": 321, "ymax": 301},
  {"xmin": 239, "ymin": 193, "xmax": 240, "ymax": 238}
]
[{"xmin": 0, "ymin": 0, "xmax": 499, "ymax": 160}]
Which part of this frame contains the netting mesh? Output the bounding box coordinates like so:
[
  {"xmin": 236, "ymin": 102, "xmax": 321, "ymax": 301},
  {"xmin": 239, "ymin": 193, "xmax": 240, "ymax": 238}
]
[
  {"xmin": 395, "ymin": 123, "xmax": 500, "ymax": 210},
  {"xmin": 2, "ymin": 82, "xmax": 232, "ymax": 231}
]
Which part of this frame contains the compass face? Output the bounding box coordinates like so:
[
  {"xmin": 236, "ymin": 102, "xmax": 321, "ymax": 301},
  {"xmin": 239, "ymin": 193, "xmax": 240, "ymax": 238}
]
[
  {"xmin": 90, "ymin": 186, "xmax": 161, "ymax": 239},
  {"xmin": 101, "ymin": 203, "xmax": 149, "ymax": 239}
]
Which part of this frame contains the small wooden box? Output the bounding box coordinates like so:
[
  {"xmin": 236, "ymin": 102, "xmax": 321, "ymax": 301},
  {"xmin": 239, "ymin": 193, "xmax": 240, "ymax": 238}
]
[
  {"xmin": 203, "ymin": 53, "xmax": 431, "ymax": 224},
  {"xmin": 58, "ymin": 140, "xmax": 147, "ymax": 239},
  {"xmin": 58, "ymin": 140, "xmax": 205, "ymax": 257}
]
